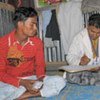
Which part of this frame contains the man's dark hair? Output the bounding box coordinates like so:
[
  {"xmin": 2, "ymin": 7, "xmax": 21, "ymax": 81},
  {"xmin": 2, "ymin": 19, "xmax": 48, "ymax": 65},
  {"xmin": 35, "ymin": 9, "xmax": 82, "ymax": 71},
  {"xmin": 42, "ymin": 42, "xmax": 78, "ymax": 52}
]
[
  {"xmin": 13, "ymin": 7, "xmax": 38, "ymax": 26},
  {"xmin": 88, "ymin": 13, "xmax": 100, "ymax": 28}
]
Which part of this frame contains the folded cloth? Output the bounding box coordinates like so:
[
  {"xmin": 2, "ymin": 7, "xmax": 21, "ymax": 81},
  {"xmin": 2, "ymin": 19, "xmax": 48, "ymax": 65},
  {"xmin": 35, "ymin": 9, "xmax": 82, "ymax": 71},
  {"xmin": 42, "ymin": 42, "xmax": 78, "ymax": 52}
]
[{"xmin": 81, "ymin": 0, "xmax": 100, "ymax": 13}]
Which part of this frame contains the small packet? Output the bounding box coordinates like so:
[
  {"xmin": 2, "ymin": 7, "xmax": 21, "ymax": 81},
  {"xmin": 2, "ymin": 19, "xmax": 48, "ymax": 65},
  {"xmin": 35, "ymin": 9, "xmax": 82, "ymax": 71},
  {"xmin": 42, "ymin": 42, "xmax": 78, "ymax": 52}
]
[{"xmin": 32, "ymin": 81, "xmax": 43, "ymax": 89}]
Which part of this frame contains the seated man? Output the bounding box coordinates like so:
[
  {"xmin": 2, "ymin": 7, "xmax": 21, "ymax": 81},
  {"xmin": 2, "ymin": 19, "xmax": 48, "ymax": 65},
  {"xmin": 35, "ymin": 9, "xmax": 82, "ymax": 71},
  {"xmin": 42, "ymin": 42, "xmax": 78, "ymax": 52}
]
[
  {"xmin": 66, "ymin": 14, "xmax": 100, "ymax": 85},
  {"xmin": 0, "ymin": 7, "xmax": 66, "ymax": 100}
]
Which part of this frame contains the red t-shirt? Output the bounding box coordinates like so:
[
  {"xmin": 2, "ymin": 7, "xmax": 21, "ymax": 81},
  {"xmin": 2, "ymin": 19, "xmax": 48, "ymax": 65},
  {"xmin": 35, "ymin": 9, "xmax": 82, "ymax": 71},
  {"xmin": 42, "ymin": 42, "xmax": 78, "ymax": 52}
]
[{"xmin": 0, "ymin": 30, "xmax": 45, "ymax": 87}]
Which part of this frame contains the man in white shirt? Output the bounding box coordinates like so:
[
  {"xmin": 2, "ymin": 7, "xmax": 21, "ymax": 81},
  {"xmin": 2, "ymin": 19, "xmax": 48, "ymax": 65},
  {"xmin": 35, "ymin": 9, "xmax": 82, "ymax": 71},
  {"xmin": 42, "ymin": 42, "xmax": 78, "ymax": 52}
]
[
  {"xmin": 67, "ymin": 14, "xmax": 100, "ymax": 65},
  {"xmin": 66, "ymin": 14, "xmax": 100, "ymax": 85}
]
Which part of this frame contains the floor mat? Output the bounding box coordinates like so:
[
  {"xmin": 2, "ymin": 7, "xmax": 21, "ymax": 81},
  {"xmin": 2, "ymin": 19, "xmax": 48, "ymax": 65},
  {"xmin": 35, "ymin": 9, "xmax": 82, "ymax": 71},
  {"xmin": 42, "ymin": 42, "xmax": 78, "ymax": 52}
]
[{"xmin": 29, "ymin": 83, "xmax": 100, "ymax": 100}]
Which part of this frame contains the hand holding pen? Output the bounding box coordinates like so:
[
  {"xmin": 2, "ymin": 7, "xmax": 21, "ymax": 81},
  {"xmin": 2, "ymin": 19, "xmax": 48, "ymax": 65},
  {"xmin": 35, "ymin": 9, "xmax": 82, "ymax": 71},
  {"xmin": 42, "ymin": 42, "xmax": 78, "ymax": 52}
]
[{"xmin": 79, "ymin": 54, "xmax": 90, "ymax": 65}]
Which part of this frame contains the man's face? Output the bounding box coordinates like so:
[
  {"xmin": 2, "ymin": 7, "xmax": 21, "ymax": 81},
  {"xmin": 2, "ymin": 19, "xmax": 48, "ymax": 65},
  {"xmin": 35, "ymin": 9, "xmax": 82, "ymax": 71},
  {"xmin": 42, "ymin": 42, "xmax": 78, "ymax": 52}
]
[
  {"xmin": 88, "ymin": 26, "xmax": 100, "ymax": 40},
  {"xmin": 21, "ymin": 16, "xmax": 37, "ymax": 37}
]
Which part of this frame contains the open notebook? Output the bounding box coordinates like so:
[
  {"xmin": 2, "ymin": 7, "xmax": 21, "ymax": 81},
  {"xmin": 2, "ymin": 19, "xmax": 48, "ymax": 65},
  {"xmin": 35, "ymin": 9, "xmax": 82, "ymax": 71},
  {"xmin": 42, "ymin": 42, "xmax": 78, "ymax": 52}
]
[{"xmin": 59, "ymin": 65, "xmax": 100, "ymax": 73}]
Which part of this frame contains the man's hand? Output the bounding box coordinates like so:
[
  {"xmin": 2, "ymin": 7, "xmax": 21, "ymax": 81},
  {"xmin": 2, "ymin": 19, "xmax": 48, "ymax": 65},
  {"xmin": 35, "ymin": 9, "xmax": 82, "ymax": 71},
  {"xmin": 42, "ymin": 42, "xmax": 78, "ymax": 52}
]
[
  {"xmin": 90, "ymin": 67, "xmax": 100, "ymax": 72},
  {"xmin": 79, "ymin": 54, "xmax": 90, "ymax": 65},
  {"xmin": 19, "ymin": 79, "xmax": 39, "ymax": 94}
]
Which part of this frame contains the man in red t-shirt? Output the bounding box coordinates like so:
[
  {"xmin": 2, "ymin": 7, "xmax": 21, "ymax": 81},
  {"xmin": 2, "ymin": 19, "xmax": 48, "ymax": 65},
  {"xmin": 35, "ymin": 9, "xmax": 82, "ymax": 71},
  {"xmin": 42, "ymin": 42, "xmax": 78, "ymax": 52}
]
[
  {"xmin": 0, "ymin": 7, "xmax": 66, "ymax": 99},
  {"xmin": 0, "ymin": 7, "xmax": 46, "ymax": 99}
]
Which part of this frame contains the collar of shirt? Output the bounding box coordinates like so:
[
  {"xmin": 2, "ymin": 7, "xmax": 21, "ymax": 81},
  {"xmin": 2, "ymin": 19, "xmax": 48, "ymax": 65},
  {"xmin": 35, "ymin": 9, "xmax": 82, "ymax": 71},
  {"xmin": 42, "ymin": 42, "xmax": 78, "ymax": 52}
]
[{"xmin": 8, "ymin": 29, "xmax": 34, "ymax": 47}]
